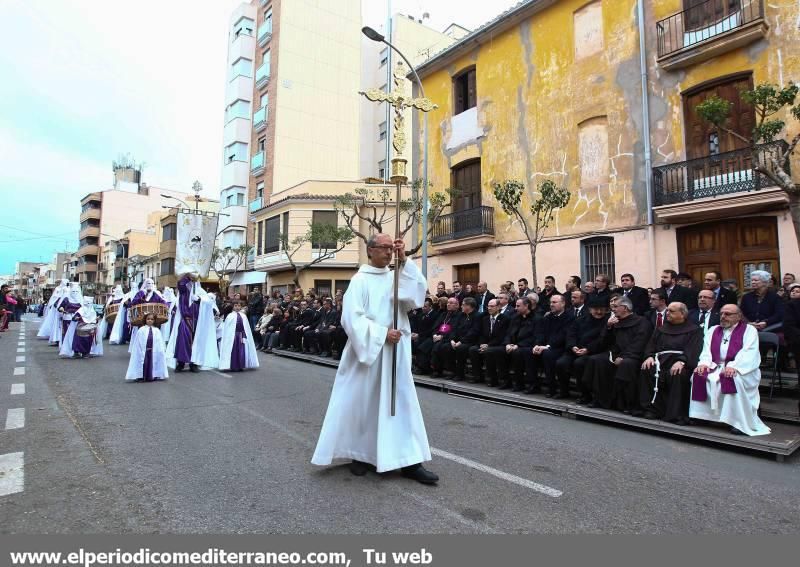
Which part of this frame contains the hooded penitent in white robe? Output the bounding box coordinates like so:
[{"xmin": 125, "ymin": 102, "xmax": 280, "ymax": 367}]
[
  {"xmin": 160, "ymin": 287, "xmax": 176, "ymax": 339},
  {"xmin": 126, "ymin": 325, "xmax": 168, "ymax": 382},
  {"xmin": 53, "ymin": 283, "xmax": 83, "ymax": 345},
  {"xmin": 59, "ymin": 297, "xmax": 103, "ymax": 358},
  {"xmin": 98, "ymin": 285, "xmax": 124, "ymax": 342},
  {"xmin": 219, "ymin": 311, "xmax": 260, "ymax": 371},
  {"xmin": 37, "ymin": 284, "xmax": 65, "ymax": 340},
  {"xmin": 110, "ymin": 290, "xmax": 134, "ymax": 345},
  {"xmin": 166, "ymin": 284, "xmax": 220, "ymax": 369},
  {"xmin": 311, "ymin": 259, "xmax": 430, "ymax": 473},
  {"xmin": 690, "ymin": 322, "xmax": 771, "ymax": 436}
]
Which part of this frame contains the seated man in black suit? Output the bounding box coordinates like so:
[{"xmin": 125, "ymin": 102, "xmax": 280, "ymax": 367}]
[
  {"xmin": 495, "ymin": 297, "xmax": 540, "ymax": 391},
  {"xmin": 303, "ymin": 298, "xmax": 337, "ymax": 354},
  {"xmin": 556, "ymin": 295, "xmax": 610, "ymax": 404},
  {"xmin": 688, "ymin": 289, "xmax": 720, "ymax": 336},
  {"xmin": 522, "ymin": 294, "xmax": 574, "ymax": 397},
  {"xmin": 468, "ymin": 298, "xmax": 510, "ymax": 386},
  {"xmin": 618, "ymin": 273, "xmax": 649, "ymax": 315},
  {"xmin": 411, "ymin": 298, "xmax": 437, "ymax": 374},
  {"xmin": 703, "ymin": 270, "xmax": 737, "ymax": 310},
  {"xmin": 430, "ymin": 297, "xmax": 463, "ymax": 377},
  {"xmin": 442, "ymin": 298, "xmax": 481, "ymax": 381}
]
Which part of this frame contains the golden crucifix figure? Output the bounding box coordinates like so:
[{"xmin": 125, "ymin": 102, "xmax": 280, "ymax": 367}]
[{"xmin": 359, "ymin": 60, "xmax": 437, "ymax": 417}]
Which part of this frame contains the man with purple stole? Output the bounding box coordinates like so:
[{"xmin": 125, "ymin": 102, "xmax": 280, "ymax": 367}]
[
  {"xmin": 60, "ymin": 296, "xmax": 103, "ymax": 359},
  {"xmin": 690, "ymin": 304, "xmax": 771, "ymax": 436}
]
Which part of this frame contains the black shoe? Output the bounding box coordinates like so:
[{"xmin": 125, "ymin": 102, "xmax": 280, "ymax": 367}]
[
  {"xmin": 511, "ymin": 384, "xmax": 524, "ymax": 392},
  {"xmin": 553, "ymin": 393, "xmax": 569, "ymax": 400},
  {"xmin": 349, "ymin": 460, "xmax": 372, "ymax": 476},
  {"xmin": 401, "ymin": 463, "xmax": 439, "ymax": 485},
  {"xmin": 545, "ymin": 390, "xmax": 554, "ymax": 398},
  {"xmin": 643, "ymin": 411, "xmax": 658, "ymax": 420},
  {"xmin": 586, "ymin": 401, "xmax": 598, "ymax": 408},
  {"xmin": 189, "ymin": 364, "xmax": 200, "ymax": 373},
  {"xmin": 175, "ymin": 363, "xmax": 185, "ymax": 373},
  {"xmin": 730, "ymin": 427, "xmax": 745, "ymax": 435},
  {"xmin": 498, "ymin": 382, "xmax": 511, "ymax": 390}
]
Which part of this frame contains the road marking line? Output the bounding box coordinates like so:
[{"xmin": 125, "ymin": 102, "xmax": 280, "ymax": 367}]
[
  {"xmin": 16, "ymin": 356, "xmax": 25, "ymax": 363},
  {"xmin": 13, "ymin": 367, "xmax": 25, "ymax": 376},
  {"xmin": 10, "ymin": 384, "xmax": 25, "ymax": 395},
  {"xmin": 0, "ymin": 452, "xmax": 24, "ymax": 496},
  {"xmin": 430, "ymin": 447, "xmax": 563, "ymax": 498},
  {"xmin": 16, "ymin": 348, "xmax": 24, "ymax": 353},
  {"xmin": 211, "ymin": 369, "xmax": 233, "ymax": 378},
  {"xmin": 17, "ymin": 342, "xmax": 25, "ymax": 347},
  {"xmin": 5, "ymin": 408, "xmax": 25, "ymax": 430}
]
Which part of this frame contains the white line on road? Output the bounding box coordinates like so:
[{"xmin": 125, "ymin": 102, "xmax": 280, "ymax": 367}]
[
  {"xmin": 5, "ymin": 408, "xmax": 25, "ymax": 430},
  {"xmin": 10, "ymin": 384, "xmax": 25, "ymax": 395},
  {"xmin": 15, "ymin": 356, "xmax": 25, "ymax": 363},
  {"xmin": 17, "ymin": 342, "xmax": 25, "ymax": 347},
  {"xmin": 13, "ymin": 367, "xmax": 25, "ymax": 376},
  {"xmin": 16, "ymin": 348, "xmax": 24, "ymax": 353},
  {"xmin": 0, "ymin": 452, "xmax": 24, "ymax": 496},
  {"xmin": 431, "ymin": 447, "xmax": 563, "ymax": 498},
  {"xmin": 210, "ymin": 369, "xmax": 233, "ymax": 378}
]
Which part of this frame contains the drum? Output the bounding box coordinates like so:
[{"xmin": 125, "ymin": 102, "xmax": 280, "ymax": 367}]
[
  {"xmin": 129, "ymin": 303, "xmax": 169, "ymax": 327},
  {"xmin": 76, "ymin": 323, "xmax": 98, "ymax": 337},
  {"xmin": 105, "ymin": 302, "xmax": 120, "ymax": 325}
]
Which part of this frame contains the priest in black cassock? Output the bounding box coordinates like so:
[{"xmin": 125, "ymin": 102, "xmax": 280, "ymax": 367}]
[
  {"xmin": 585, "ymin": 296, "xmax": 652, "ymax": 412},
  {"xmin": 638, "ymin": 302, "xmax": 703, "ymax": 425}
]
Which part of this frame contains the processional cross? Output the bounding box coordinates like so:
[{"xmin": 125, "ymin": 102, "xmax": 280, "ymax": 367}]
[{"xmin": 359, "ymin": 61, "xmax": 437, "ymax": 417}]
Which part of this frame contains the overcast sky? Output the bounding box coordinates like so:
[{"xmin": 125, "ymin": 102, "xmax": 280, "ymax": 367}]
[{"xmin": 0, "ymin": 0, "xmax": 517, "ymax": 274}]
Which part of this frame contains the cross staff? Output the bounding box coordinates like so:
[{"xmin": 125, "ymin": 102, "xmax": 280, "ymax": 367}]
[{"xmin": 359, "ymin": 61, "xmax": 437, "ymax": 417}]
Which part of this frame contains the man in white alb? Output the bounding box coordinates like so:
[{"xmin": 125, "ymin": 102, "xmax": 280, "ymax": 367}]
[
  {"xmin": 311, "ymin": 233, "xmax": 438, "ymax": 484},
  {"xmin": 690, "ymin": 304, "xmax": 771, "ymax": 436}
]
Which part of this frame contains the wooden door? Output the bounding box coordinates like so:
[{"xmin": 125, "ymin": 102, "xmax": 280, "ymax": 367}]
[
  {"xmin": 455, "ymin": 264, "xmax": 480, "ymax": 290},
  {"xmin": 451, "ymin": 160, "xmax": 481, "ymax": 212},
  {"xmin": 678, "ymin": 217, "xmax": 779, "ymax": 290},
  {"xmin": 683, "ymin": 74, "xmax": 754, "ymax": 160}
]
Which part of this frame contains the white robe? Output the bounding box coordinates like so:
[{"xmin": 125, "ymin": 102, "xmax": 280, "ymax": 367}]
[
  {"xmin": 59, "ymin": 312, "xmax": 103, "ymax": 358},
  {"xmin": 311, "ymin": 259, "xmax": 431, "ymax": 473},
  {"xmin": 37, "ymin": 290, "xmax": 63, "ymax": 339},
  {"xmin": 166, "ymin": 288, "xmax": 220, "ymax": 369},
  {"xmin": 219, "ymin": 311, "xmax": 260, "ymax": 371},
  {"xmin": 126, "ymin": 326, "xmax": 168, "ymax": 381},
  {"xmin": 109, "ymin": 294, "xmax": 133, "ymax": 345},
  {"xmin": 690, "ymin": 323, "xmax": 771, "ymax": 436}
]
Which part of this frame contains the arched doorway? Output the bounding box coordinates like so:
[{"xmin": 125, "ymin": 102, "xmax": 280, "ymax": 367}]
[{"xmin": 677, "ymin": 216, "xmax": 779, "ymax": 290}]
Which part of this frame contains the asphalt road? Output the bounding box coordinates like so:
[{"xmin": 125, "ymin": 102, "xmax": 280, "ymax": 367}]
[{"xmin": 2, "ymin": 315, "xmax": 799, "ymax": 534}]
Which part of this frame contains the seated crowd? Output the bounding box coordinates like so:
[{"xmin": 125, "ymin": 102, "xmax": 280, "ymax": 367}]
[
  {"xmin": 246, "ymin": 268, "xmax": 796, "ymax": 435},
  {"xmin": 408, "ymin": 269, "xmax": 793, "ymax": 435}
]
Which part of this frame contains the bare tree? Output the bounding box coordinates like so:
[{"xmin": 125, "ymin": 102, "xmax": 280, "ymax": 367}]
[
  {"xmin": 212, "ymin": 244, "xmax": 253, "ymax": 297},
  {"xmin": 280, "ymin": 223, "xmax": 354, "ymax": 290},
  {"xmin": 696, "ymin": 82, "xmax": 800, "ymax": 250},
  {"xmin": 492, "ymin": 179, "xmax": 571, "ymax": 289},
  {"xmin": 333, "ymin": 181, "xmax": 454, "ymax": 255}
]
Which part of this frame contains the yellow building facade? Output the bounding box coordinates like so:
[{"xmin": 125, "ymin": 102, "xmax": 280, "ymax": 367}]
[{"xmin": 415, "ymin": 0, "xmax": 799, "ymax": 292}]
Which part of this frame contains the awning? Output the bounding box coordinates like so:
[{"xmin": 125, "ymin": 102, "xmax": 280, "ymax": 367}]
[{"xmin": 229, "ymin": 271, "xmax": 267, "ymax": 286}]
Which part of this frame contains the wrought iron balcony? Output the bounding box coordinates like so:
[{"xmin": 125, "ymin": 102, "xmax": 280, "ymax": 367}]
[
  {"xmin": 656, "ymin": 0, "xmax": 764, "ymax": 59},
  {"xmin": 432, "ymin": 206, "xmax": 494, "ymax": 244},
  {"xmin": 652, "ymin": 141, "xmax": 789, "ymax": 206}
]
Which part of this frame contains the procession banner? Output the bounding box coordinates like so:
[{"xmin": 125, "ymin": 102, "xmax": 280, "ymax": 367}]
[{"xmin": 175, "ymin": 211, "xmax": 218, "ymax": 278}]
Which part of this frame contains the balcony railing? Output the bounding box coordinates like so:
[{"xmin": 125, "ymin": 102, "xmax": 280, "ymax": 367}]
[
  {"xmin": 255, "ymin": 62, "xmax": 270, "ymax": 89},
  {"xmin": 251, "ymin": 151, "xmax": 265, "ymax": 174},
  {"xmin": 253, "ymin": 106, "xmax": 268, "ymax": 131},
  {"xmin": 656, "ymin": 0, "xmax": 763, "ymax": 58},
  {"xmin": 652, "ymin": 141, "xmax": 789, "ymax": 206},
  {"xmin": 249, "ymin": 197, "xmax": 263, "ymax": 213},
  {"xmin": 258, "ymin": 24, "xmax": 272, "ymax": 46},
  {"xmin": 432, "ymin": 206, "xmax": 495, "ymax": 243}
]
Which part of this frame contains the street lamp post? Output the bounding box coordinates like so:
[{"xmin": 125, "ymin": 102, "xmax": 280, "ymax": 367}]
[{"xmin": 362, "ymin": 26, "xmax": 431, "ymax": 280}]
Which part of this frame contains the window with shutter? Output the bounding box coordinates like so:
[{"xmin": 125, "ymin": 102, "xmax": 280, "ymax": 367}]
[{"xmin": 453, "ymin": 68, "xmax": 477, "ymax": 115}]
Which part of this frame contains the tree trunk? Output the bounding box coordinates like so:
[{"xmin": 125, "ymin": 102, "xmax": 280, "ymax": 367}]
[
  {"xmin": 788, "ymin": 194, "xmax": 800, "ymax": 257},
  {"xmin": 293, "ymin": 267, "xmax": 302, "ymax": 291},
  {"xmin": 529, "ymin": 243, "xmax": 538, "ymax": 290}
]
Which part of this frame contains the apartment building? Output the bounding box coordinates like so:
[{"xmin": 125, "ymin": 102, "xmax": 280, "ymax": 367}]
[
  {"xmin": 414, "ymin": 0, "xmax": 800, "ymax": 291},
  {"xmin": 77, "ymin": 165, "xmax": 195, "ymax": 293}
]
